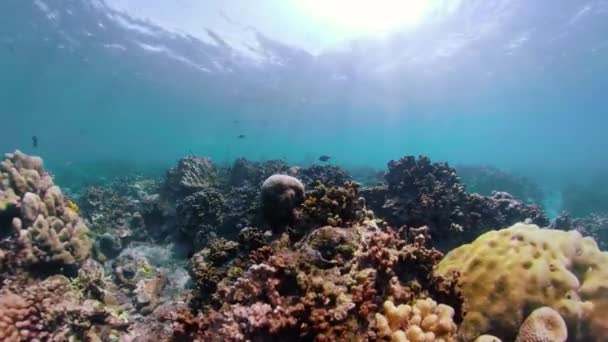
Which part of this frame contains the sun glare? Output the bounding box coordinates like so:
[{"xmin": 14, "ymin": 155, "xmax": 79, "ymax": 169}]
[{"xmin": 297, "ymin": 0, "xmax": 435, "ymax": 35}]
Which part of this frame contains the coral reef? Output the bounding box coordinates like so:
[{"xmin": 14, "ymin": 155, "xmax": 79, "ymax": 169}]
[
  {"xmin": 435, "ymin": 223, "xmax": 608, "ymax": 341},
  {"xmin": 174, "ymin": 220, "xmax": 462, "ymax": 341},
  {"xmin": 552, "ymin": 211, "xmax": 608, "ymax": 250},
  {"xmin": 261, "ymin": 174, "xmax": 306, "ymax": 231},
  {"xmin": 0, "ymin": 274, "xmax": 128, "ymax": 341},
  {"xmin": 78, "ymin": 185, "xmax": 149, "ymax": 258},
  {"xmin": 292, "ymin": 164, "xmax": 352, "ymax": 188},
  {"xmin": 0, "ymin": 150, "xmax": 92, "ymax": 275},
  {"xmin": 163, "ymin": 156, "xmax": 219, "ymax": 199},
  {"xmin": 456, "ymin": 165, "xmax": 544, "ymax": 205},
  {"xmin": 375, "ymin": 298, "xmax": 458, "ymax": 341},
  {"xmin": 296, "ymin": 181, "xmax": 371, "ymax": 230},
  {"xmin": 176, "ymin": 188, "xmax": 224, "ymax": 248},
  {"xmin": 362, "ymin": 156, "xmax": 548, "ymax": 250}
]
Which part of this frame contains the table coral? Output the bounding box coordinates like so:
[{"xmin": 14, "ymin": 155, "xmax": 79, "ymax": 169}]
[{"xmin": 435, "ymin": 223, "xmax": 608, "ymax": 341}]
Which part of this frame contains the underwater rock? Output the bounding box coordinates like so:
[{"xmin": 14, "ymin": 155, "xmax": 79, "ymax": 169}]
[
  {"xmin": 261, "ymin": 174, "xmax": 305, "ymax": 231},
  {"xmin": 97, "ymin": 232, "xmax": 123, "ymax": 259},
  {"xmin": 163, "ymin": 156, "xmax": 218, "ymax": 199},
  {"xmin": 176, "ymin": 188, "xmax": 224, "ymax": 248},
  {"xmin": 134, "ymin": 273, "xmax": 167, "ymax": 314},
  {"xmin": 435, "ymin": 223, "xmax": 608, "ymax": 341},
  {"xmin": 0, "ymin": 150, "xmax": 92, "ymax": 275},
  {"xmin": 363, "ymin": 155, "xmax": 549, "ymax": 250}
]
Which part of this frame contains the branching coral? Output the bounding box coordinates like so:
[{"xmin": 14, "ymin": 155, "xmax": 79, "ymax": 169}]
[
  {"xmin": 0, "ymin": 151, "xmax": 92, "ymax": 275},
  {"xmin": 435, "ymin": 223, "xmax": 608, "ymax": 341}
]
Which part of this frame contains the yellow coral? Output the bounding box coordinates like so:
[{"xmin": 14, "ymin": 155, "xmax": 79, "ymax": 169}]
[
  {"xmin": 375, "ymin": 298, "xmax": 458, "ymax": 342},
  {"xmin": 67, "ymin": 199, "xmax": 80, "ymax": 215},
  {"xmin": 435, "ymin": 223, "xmax": 608, "ymax": 341}
]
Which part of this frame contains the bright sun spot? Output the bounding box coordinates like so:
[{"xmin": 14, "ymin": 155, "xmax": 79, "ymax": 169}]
[{"xmin": 297, "ymin": 0, "xmax": 436, "ymax": 35}]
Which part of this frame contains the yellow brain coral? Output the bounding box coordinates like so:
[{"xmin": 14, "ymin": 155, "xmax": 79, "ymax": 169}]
[
  {"xmin": 435, "ymin": 223, "xmax": 608, "ymax": 342},
  {"xmin": 375, "ymin": 298, "xmax": 458, "ymax": 342}
]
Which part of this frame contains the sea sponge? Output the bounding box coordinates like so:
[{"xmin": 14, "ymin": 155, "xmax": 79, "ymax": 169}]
[
  {"xmin": 435, "ymin": 223, "xmax": 608, "ymax": 341},
  {"xmin": 515, "ymin": 307, "xmax": 567, "ymax": 342},
  {"xmin": 261, "ymin": 174, "xmax": 305, "ymax": 230},
  {"xmin": 375, "ymin": 298, "xmax": 458, "ymax": 342}
]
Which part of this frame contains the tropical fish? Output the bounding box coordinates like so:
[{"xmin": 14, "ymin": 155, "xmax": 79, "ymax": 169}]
[
  {"xmin": 237, "ymin": 134, "xmax": 246, "ymax": 139},
  {"xmin": 319, "ymin": 155, "xmax": 331, "ymax": 162},
  {"xmin": 32, "ymin": 135, "xmax": 38, "ymax": 148}
]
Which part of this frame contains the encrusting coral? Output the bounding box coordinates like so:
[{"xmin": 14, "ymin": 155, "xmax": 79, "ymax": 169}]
[
  {"xmin": 435, "ymin": 222, "xmax": 608, "ymax": 341},
  {"xmin": 0, "ymin": 150, "xmax": 91, "ymax": 275}
]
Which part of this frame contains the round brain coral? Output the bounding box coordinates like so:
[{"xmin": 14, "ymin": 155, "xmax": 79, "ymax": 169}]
[
  {"xmin": 435, "ymin": 223, "xmax": 608, "ymax": 341},
  {"xmin": 515, "ymin": 307, "xmax": 567, "ymax": 342}
]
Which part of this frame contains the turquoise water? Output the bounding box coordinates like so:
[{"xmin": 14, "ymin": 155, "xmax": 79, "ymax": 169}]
[{"xmin": 1, "ymin": 0, "xmax": 608, "ymax": 208}]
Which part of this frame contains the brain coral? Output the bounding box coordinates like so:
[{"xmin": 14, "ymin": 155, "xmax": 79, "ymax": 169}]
[
  {"xmin": 0, "ymin": 151, "xmax": 91, "ymax": 274},
  {"xmin": 435, "ymin": 223, "xmax": 608, "ymax": 341},
  {"xmin": 515, "ymin": 306, "xmax": 567, "ymax": 342}
]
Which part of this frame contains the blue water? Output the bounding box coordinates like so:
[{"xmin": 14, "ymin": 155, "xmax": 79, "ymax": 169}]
[{"xmin": 1, "ymin": 0, "xmax": 608, "ymax": 210}]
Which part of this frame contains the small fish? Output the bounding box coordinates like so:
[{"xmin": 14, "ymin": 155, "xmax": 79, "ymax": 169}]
[
  {"xmin": 232, "ymin": 120, "xmax": 240, "ymax": 124},
  {"xmin": 319, "ymin": 155, "xmax": 331, "ymax": 162},
  {"xmin": 237, "ymin": 134, "xmax": 246, "ymax": 139},
  {"xmin": 32, "ymin": 135, "xmax": 38, "ymax": 148}
]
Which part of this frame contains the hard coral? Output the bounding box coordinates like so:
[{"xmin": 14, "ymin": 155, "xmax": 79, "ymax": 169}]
[
  {"xmin": 0, "ymin": 274, "xmax": 128, "ymax": 341},
  {"xmin": 175, "ymin": 221, "xmax": 463, "ymax": 341},
  {"xmin": 163, "ymin": 156, "xmax": 218, "ymax": 199},
  {"xmin": 0, "ymin": 150, "xmax": 92, "ymax": 275},
  {"xmin": 261, "ymin": 174, "xmax": 305, "ymax": 232},
  {"xmin": 294, "ymin": 165, "xmax": 352, "ymax": 188},
  {"xmin": 363, "ymin": 155, "xmax": 548, "ymax": 251},
  {"xmin": 176, "ymin": 188, "xmax": 224, "ymax": 248},
  {"xmin": 299, "ymin": 181, "xmax": 370, "ymax": 233},
  {"xmin": 435, "ymin": 223, "xmax": 608, "ymax": 341},
  {"xmin": 375, "ymin": 298, "xmax": 458, "ymax": 342},
  {"xmin": 515, "ymin": 307, "xmax": 567, "ymax": 342}
]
